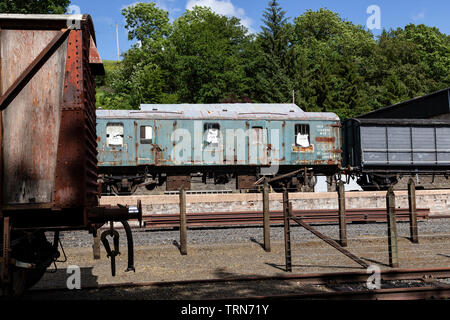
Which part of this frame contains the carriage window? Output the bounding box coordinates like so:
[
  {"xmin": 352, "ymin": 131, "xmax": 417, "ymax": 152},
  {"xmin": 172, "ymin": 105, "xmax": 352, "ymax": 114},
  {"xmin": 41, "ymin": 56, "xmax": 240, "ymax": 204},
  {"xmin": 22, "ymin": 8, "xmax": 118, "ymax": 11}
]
[
  {"xmin": 106, "ymin": 123, "xmax": 124, "ymax": 146},
  {"xmin": 204, "ymin": 123, "xmax": 220, "ymax": 145},
  {"xmin": 295, "ymin": 124, "xmax": 310, "ymax": 147},
  {"xmin": 140, "ymin": 126, "xmax": 153, "ymax": 144}
]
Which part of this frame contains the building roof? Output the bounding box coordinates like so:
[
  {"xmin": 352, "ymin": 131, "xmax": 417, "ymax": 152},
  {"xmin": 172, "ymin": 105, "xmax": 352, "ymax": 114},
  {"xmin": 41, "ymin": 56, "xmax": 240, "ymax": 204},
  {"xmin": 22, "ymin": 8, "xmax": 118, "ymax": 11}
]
[
  {"xmin": 0, "ymin": 13, "xmax": 85, "ymax": 21},
  {"xmin": 97, "ymin": 104, "xmax": 339, "ymax": 121},
  {"xmin": 358, "ymin": 87, "xmax": 450, "ymax": 119}
]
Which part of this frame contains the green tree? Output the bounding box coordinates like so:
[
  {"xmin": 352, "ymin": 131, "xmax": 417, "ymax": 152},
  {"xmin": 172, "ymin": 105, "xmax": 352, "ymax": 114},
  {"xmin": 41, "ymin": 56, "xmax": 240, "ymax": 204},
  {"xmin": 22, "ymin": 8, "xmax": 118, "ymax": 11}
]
[
  {"xmin": 252, "ymin": 0, "xmax": 293, "ymax": 103},
  {"xmin": 376, "ymin": 24, "xmax": 450, "ymax": 107},
  {"xmin": 0, "ymin": 0, "xmax": 70, "ymax": 14},
  {"xmin": 96, "ymin": 3, "xmax": 450, "ymax": 118},
  {"xmin": 98, "ymin": 2, "xmax": 174, "ymax": 109},
  {"xmin": 122, "ymin": 2, "xmax": 171, "ymax": 47},
  {"xmin": 167, "ymin": 6, "xmax": 252, "ymax": 103},
  {"xmin": 291, "ymin": 9, "xmax": 377, "ymax": 118}
]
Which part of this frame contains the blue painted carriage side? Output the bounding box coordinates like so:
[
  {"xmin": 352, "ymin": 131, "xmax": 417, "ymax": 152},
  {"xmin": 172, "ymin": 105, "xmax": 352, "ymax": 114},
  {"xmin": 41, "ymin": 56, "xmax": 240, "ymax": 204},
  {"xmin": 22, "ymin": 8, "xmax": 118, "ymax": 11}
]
[
  {"xmin": 97, "ymin": 118, "xmax": 137, "ymax": 167},
  {"xmin": 97, "ymin": 116, "xmax": 341, "ymax": 168}
]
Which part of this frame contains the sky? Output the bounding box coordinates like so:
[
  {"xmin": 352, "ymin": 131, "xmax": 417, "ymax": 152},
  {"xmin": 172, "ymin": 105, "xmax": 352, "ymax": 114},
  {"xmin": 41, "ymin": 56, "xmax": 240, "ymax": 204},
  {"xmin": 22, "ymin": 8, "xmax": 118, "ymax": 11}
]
[{"xmin": 68, "ymin": 0, "xmax": 450, "ymax": 61}]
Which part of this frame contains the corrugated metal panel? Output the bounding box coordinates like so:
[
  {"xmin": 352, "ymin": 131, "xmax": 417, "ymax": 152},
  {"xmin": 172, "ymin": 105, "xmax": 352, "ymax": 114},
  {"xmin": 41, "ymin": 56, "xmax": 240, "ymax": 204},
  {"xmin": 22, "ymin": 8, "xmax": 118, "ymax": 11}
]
[
  {"xmin": 388, "ymin": 127, "xmax": 412, "ymax": 164},
  {"xmin": 436, "ymin": 127, "xmax": 450, "ymax": 163},
  {"xmin": 360, "ymin": 124, "xmax": 450, "ymax": 167},
  {"xmin": 97, "ymin": 104, "xmax": 339, "ymax": 121},
  {"xmin": 361, "ymin": 127, "xmax": 387, "ymax": 164}
]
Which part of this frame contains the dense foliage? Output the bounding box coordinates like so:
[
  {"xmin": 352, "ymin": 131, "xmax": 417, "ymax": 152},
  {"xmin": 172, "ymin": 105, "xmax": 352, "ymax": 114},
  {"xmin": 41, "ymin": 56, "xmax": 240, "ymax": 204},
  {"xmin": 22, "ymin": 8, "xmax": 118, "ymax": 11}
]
[
  {"xmin": 0, "ymin": 0, "xmax": 70, "ymax": 14},
  {"xmin": 97, "ymin": 1, "xmax": 450, "ymax": 119}
]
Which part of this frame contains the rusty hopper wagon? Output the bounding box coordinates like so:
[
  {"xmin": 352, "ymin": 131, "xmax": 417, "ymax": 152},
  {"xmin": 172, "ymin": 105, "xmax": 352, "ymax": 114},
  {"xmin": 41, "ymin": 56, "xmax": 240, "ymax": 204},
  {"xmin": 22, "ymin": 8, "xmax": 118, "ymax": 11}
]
[{"xmin": 0, "ymin": 14, "xmax": 141, "ymax": 295}]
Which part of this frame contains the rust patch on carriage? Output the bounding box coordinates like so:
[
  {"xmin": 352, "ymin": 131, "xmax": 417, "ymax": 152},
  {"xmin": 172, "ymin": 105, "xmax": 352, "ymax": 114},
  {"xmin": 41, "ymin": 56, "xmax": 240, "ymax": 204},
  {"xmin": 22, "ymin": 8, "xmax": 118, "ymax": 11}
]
[
  {"xmin": 293, "ymin": 145, "xmax": 314, "ymax": 153},
  {"xmin": 316, "ymin": 137, "xmax": 336, "ymax": 143}
]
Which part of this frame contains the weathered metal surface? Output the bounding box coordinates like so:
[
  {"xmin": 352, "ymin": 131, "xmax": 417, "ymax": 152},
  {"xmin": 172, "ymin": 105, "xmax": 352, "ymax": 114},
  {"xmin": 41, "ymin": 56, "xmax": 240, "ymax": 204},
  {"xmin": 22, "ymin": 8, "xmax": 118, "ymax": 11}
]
[
  {"xmin": 125, "ymin": 104, "xmax": 339, "ymax": 121},
  {"xmin": 143, "ymin": 208, "xmax": 431, "ymax": 229},
  {"xmin": 0, "ymin": 28, "xmax": 70, "ymax": 111},
  {"xmin": 54, "ymin": 26, "xmax": 99, "ymax": 209},
  {"xmin": 97, "ymin": 111, "xmax": 342, "ymax": 171},
  {"xmin": 166, "ymin": 175, "xmax": 191, "ymax": 191},
  {"xmin": 237, "ymin": 175, "xmax": 257, "ymax": 190},
  {"xmin": 1, "ymin": 15, "xmax": 101, "ymax": 211},
  {"xmin": 89, "ymin": 35, "xmax": 105, "ymax": 76},
  {"xmin": 1, "ymin": 29, "xmax": 67, "ymax": 204}
]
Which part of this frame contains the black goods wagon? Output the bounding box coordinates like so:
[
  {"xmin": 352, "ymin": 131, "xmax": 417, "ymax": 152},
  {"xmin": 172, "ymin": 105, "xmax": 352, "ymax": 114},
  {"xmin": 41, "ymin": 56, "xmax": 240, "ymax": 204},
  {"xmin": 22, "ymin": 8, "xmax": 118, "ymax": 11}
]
[
  {"xmin": 0, "ymin": 14, "xmax": 141, "ymax": 295},
  {"xmin": 342, "ymin": 118, "xmax": 450, "ymax": 190}
]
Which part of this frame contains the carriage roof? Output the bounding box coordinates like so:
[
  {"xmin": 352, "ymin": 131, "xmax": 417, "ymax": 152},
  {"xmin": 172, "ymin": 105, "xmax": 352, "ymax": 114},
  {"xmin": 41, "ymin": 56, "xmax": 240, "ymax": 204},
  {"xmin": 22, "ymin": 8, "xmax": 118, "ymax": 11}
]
[{"xmin": 97, "ymin": 104, "xmax": 339, "ymax": 121}]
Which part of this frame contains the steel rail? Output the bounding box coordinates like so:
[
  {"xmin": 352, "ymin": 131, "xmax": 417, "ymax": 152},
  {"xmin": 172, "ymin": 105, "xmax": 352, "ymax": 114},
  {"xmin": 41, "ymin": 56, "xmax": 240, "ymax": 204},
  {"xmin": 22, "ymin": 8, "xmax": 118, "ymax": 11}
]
[
  {"xmin": 143, "ymin": 208, "xmax": 430, "ymax": 229},
  {"xmin": 224, "ymin": 286, "xmax": 450, "ymax": 300},
  {"xmin": 29, "ymin": 267, "xmax": 450, "ymax": 293}
]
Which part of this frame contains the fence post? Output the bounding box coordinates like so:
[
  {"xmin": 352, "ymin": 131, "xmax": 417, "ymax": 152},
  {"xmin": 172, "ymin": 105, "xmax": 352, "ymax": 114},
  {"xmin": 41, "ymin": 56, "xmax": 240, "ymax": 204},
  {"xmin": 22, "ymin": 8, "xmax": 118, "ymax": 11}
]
[
  {"xmin": 179, "ymin": 187, "xmax": 188, "ymax": 256},
  {"xmin": 337, "ymin": 181, "xmax": 348, "ymax": 247},
  {"xmin": 263, "ymin": 180, "xmax": 271, "ymax": 252},
  {"xmin": 283, "ymin": 189, "xmax": 292, "ymax": 272},
  {"xmin": 93, "ymin": 230, "xmax": 101, "ymax": 260},
  {"xmin": 408, "ymin": 178, "xmax": 419, "ymax": 244},
  {"xmin": 386, "ymin": 187, "xmax": 399, "ymax": 268}
]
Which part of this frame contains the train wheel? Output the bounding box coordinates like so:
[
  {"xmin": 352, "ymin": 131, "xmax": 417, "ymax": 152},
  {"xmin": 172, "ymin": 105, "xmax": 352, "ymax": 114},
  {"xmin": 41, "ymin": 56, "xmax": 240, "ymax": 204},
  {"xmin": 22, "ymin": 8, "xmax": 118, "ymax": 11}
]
[
  {"xmin": 1, "ymin": 231, "xmax": 58, "ymax": 296},
  {"xmin": 357, "ymin": 174, "xmax": 399, "ymax": 191}
]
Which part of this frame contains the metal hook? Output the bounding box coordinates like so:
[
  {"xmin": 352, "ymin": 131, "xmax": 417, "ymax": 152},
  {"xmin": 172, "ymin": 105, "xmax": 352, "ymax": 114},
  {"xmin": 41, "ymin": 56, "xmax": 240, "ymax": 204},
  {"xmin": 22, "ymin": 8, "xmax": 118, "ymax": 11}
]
[{"xmin": 101, "ymin": 226, "xmax": 120, "ymax": 277}]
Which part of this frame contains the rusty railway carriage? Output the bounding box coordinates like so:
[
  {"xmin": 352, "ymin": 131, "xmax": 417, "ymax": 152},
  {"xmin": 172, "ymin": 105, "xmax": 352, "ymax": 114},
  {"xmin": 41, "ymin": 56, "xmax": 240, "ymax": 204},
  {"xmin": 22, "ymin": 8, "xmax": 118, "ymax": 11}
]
[
  {"xmin": 96, "ymin": 87, "xmax": 450, "ymax": 194},
  {"xmin": 96, "ymin": 104, "xmax": 342, "ymax": 194},
  {"xmin": 0, "ymin": 14, "xmax": 141, "ymax": 295}
]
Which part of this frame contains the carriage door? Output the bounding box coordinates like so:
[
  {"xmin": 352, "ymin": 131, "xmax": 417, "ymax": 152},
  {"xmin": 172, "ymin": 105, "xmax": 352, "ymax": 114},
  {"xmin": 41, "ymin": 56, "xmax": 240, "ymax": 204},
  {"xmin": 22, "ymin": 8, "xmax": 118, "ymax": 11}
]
[
  {"xmin": 135, "ymin": 120, "xmax": 155, "ymax": 166},
  {"xmin": 249, "ymin": 123, "xmax": 269, "ymax": 166},
  {"xmin": 105, "ymin": 122, "xmax": 134, "ymax": 166}
]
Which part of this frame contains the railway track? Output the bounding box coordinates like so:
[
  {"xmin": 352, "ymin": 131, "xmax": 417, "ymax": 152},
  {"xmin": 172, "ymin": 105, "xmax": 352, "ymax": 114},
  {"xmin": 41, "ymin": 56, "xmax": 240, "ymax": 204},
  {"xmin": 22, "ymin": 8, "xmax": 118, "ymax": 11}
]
[
  {"xmin": 244, "ymin": 286, "xmax": 450, "ymax": 300},
  {"xmin": 22, "ymin": 267, "xmax": 450, "ymax": 300},
  {"xmin": 143, "ymin": 208, "xmax": 430, "ymax": 229}
]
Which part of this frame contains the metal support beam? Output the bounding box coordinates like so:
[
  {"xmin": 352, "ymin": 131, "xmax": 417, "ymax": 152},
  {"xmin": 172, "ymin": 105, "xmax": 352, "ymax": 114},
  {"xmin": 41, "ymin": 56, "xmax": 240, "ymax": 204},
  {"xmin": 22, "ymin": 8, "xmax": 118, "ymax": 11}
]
[
  {"xmin": 265, "ymin": 169, "xmax": 303, "ymax": 185},
  {"xmin": 337, "ymin": 181, "xmax": 348, "ymax": 247},
  {"xmin": 263, "ymin": 180, "xmax": 271, "ymax": 252},
  {"xmin": 408, "ymin": 178, "xmax": 419, "ymax": 244},
  {"xmin": 179, "ymin": 188, "xmax": 188, "ymax": 256},
  {"xmin": 283, "ymin": 190, "xmax": 292, "ymax": 272},
  {"xmin": 386, "ymin": 187, "xmax": 400, "ymax": 268},
  {"xmin": 290, "ymin": 216, "xmax": 369, "ymax": 269}
]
